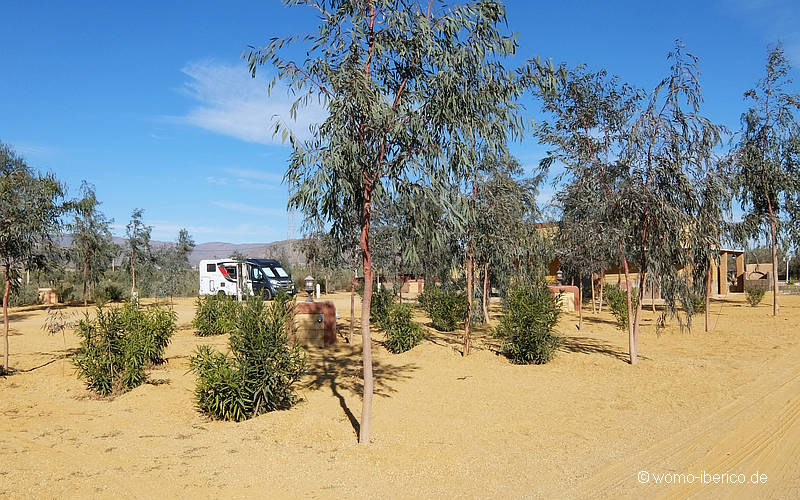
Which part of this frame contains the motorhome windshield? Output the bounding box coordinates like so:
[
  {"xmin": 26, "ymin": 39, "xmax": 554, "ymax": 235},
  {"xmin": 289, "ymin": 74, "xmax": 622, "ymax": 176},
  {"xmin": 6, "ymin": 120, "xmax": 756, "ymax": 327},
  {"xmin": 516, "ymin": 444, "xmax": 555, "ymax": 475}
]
[{"xmin": 261, "ymin": 266, "xmax": 289, "ymax": 278}]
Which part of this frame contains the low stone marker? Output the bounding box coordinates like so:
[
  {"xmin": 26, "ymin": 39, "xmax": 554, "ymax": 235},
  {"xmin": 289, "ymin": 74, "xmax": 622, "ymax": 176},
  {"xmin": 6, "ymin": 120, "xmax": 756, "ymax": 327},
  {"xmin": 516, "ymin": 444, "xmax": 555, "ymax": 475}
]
[
  {"xmin": 292, "ymin": 301, "xmax": 337, "ymax": 347},
  {"xmin": 547, "ymin": 285, "xmax": 580, "ymax": 313}
]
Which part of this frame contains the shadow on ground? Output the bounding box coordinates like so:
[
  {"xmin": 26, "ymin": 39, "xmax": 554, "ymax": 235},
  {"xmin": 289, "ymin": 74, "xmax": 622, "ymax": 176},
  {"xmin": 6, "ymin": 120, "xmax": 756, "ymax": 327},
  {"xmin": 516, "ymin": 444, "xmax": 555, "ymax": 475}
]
[
  {"xmin": 560, "ymin": 335, "xmax": 642, "ymax": 363},
  {"xmin": 303, "ymin": 342, "xmax": 419, "ymax": 437}
]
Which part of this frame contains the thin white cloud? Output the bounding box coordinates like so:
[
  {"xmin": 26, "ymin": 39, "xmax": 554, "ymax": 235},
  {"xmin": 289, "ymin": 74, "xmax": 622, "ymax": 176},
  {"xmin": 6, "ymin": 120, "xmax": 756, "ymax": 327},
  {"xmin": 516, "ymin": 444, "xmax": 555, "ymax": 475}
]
[
  {"xmin": 169, "ymin": 60, "xmax": 327, "ymax": 145},
  {"xmin": 212, "ymin": 201, "xmax": 287, "ymax": 217}
]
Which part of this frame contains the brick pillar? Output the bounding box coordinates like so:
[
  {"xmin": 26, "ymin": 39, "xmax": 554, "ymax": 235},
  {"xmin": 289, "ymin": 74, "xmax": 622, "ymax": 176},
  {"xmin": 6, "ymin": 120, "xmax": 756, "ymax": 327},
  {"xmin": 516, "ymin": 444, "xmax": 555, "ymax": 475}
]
[{"xmin": 720, "ymin": 251, "xmax": 729, "ymax": 295}]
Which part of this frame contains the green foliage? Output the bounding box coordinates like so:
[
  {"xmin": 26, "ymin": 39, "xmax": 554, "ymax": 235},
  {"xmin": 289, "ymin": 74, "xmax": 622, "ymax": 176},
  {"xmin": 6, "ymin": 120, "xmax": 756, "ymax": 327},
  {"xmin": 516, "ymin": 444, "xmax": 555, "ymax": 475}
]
[
  {"xmin": 418, "ymin": 285, "xmax": 468, "ymax": 332},
  {"xmin": 93, "ymin": 280, "xmax": 127, "ymax": 303},
  {"xmin": 495, "ymin": 279, "xmax": 562, "ymax": 365},
  {"xmin": 605, "ymin": 285, "xmax": 638, "ymax": 331},
  {"xmin": 370, "ymin": 287, "xmax": 394, "ymax": 326},
  {"xmin": 73, "ymin": 301, "xmax": 176, "ymax": 396},
  {"xmin": 688, "ymin": 293, "xmax": 706, "ymax": 315},
  {"xmin": 189, "ymin": 294, "xmax": 305, "ymax": 421},
  {"xmin": 745, "ymin": 287, "xmax": 766, "ymax": 307},
  {"xmin": 383, "ymin": 304, "xmax": 424, "ymax": 354},
  {"xmin": 192, "ymin": 294, "xmax": 238, "ymax": 337},
  {"xmin": 8, "ymin": 282, "xmax": 39, "ymax": 307},
  {"xmin": 55, "ymin": 282, "xmax": 74, "ymax": 304}
]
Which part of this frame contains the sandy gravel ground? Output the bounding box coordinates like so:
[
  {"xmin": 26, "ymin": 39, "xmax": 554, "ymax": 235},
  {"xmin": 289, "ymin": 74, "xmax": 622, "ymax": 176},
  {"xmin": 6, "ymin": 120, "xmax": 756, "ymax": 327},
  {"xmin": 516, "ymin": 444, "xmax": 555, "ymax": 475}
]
[{"xmin": 1, "ymin": 292, "xmax": 799, "ymax": 499}]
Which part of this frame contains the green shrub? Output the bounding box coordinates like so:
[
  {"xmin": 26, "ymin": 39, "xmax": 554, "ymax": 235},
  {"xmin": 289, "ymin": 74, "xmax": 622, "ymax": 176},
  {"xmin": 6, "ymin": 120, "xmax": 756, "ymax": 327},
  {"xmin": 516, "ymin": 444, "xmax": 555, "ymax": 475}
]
[
  {"xmin": 745, "ymin": 287, "xmax": 766, "ymax": 307},
  {"xmin": 495, "ymin": 279, "xmax": 562, "ymax": 365},
  {"xmin": 9, "ymin": 283, "xmax": 38, "ymax": 307},
  {"xmin": 370, "ymin": 287, "xmax": 394, "ymax": 326},
  {"xmin": 192, "ymin": 294, "xmax": 239, "ymax": 336},
  {"xmin": 55, "ymin": 282, "xmax": 74, "ymax": 304},
  {"xmin": 383, "ymin": 304, "xmax": 425, "ymax": 353},
  {"xmin": 93, "ymin": 280, "xmax": 127, "ymax": 304},
  {"xmin": 605, "ymin": 285, "xmax": 638, "ymax": 331},
  {"xmin": 73, "ymin": 301, "xmax": 177, "ymax": 396},
  {"xmin": 418, "ymin": 285, "xmax": 467, "ymax": 332},
  {"xmin": 189, "ymin": 294, "xmax": 306, "ymax": 421},
  {"xmin": 688, "ymin": 293, "xmax": 705, "ymax": 315}
]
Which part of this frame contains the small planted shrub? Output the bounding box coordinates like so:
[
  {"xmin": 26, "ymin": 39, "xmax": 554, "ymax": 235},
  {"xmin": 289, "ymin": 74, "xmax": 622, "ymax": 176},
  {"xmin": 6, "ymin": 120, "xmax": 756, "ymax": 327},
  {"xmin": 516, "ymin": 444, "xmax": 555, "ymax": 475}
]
[
  {"xmin": 383, "ymin": 304, "xmax": 425, "ymax": 353},
  {"xmin": 688, "ymin": 293, "xmax": 706, "ymax": 315},
  {"xmin": 495, "ymin": 279, "xmax": 562, "ymax": 365},
  {"xmin": 418, "ymin": 285, "xmax": 468, "ymax": 332},
  {"xmin": 745, "ymin": 286, "xmax": 766, "ymax": 307},
  {"xmin": 370, "ymin": 287, "xmax": 394, "ymax": 326},
  {"xmin": 189, "ymin": 294, "xmax": 306, "ymax": 421},
  {"xmin": 192, "ymin": 294, "xmax": 239, "ymax": 336},
  {"xmin": 73, "ymin": 301, "xmax": 177, "ymax": 396},
  {"xmin": 94, "ymin": 281, "xmax": 127, "ymax": 303},
  {"xmin": 605, "ymin": 285, "xmax": 638, "ymax": 331}
]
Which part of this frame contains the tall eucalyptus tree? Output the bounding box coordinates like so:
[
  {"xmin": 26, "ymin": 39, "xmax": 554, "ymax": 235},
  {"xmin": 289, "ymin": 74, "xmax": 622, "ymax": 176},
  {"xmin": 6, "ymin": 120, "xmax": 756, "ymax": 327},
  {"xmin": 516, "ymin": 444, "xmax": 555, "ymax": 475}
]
[
  {"xmin": 733, "ymin": 43, "xmax": 800, "ymax": 316},
  {"xmin": 247, "ymin": 0, "xmax": 539, "ymax": 442},
  {"xmin": 0, "ymin": 142, "xmax": 65, "ymax": 373},
  {"xmin": 623, "ymin": 43, "xmax": 723, "ymax": 353},
  {"xmin": 69, "ymin": 181, "xmax": 116, "ymax": 306}
]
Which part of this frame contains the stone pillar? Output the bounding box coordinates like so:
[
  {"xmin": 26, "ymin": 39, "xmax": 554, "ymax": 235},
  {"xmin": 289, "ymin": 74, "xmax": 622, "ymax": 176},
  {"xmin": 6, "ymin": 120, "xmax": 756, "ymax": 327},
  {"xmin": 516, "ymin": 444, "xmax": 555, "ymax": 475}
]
[
  {"xmin": 735, "ymin": 253, "xmax": 745, "ymax": 292},
  {"xmin": 710, "ymin": 257, "xmax": 719, "ymax": 296},
  {"xmin": 720, "ymin": 251, "xmax": 729, "ymax": 295}
]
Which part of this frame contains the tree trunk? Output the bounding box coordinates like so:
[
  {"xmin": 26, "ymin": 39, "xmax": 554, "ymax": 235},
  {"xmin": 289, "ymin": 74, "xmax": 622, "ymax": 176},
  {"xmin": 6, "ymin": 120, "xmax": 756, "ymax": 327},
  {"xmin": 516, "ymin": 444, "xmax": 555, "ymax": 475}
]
[
  {"xmin": 578, "ymin": 273, "xmax": 583, "ymax": 330},
  {"xmin": 599, "ymin": 270, "xmax": 605, "ymax": 312},
  {"xmin": 590, "ymin": 272, "xmax": 597, "ymax": 314},
  {"xmin": 651, "ymin": 284, "xmax": 656, "ymax": 313},
  {"xmin": 359, "ymin": 190, "xmax": 374, "ymax": 445},
  {"xmin": 770, "ymin": 214, "xmax": 780, "ymax": 316},
  {"xmin": 130, "ymin": 252, "xmax": 137, "ymax": 296},
  {"xmin": 464, "ymin": 236, "xmax": 474, "ymax": 356},
  {"xmin": 705, "ymin": 258, "xmax": 711, "ymax": 332},
  {"xmin": 482, "ymin": 262, "xmax": 490, "ymax": 324},
  {"xmin": 632, "ymin": 270, "xmax": 646, "ymax": 364},
  {"xmin": 3, "ymin": 269, "xmax": 10, "ymax": 373},
  {"xmin": 83, "ymin": 250, "xmax": 89, "ymax": 307},
  {"xmin": 622, "ymin": 255, "xmax": 637, "ymax": 365},
  {"xmin": 349, "ymin": 270, "xmax": 355, "ymax": 344}
]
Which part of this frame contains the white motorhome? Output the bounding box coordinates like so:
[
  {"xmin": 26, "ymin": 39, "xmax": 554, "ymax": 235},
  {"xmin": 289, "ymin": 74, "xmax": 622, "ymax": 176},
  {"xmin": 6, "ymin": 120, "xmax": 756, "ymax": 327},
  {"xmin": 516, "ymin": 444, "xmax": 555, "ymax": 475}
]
[{"xmin": 198, "ymin": 259, "xmax": 296, "ymax": 299}]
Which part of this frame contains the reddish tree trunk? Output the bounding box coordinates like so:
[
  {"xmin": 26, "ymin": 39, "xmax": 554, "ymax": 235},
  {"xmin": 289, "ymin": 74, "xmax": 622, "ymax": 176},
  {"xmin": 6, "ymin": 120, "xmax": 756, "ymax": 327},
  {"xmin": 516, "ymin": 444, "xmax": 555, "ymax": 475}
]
[
  {"xmin": 359, "ymin": 188, "xmax": 374, "ymax": 444},
  {"xmin": 705, "ymin": 258, "xmax": 711, "ymax": 332},
  {"xmin": 769, "ymin": 213, "xmax": 780, "ymax": 316},
  {"xmin": 3, "ymin": 269, "xmax": 9, "ymax": 373},
  {"xmin": 464, "ymin": 238, "xmax": 474, "ymax": 356},
  {"xmin": 578, "ymin": 273, "xmax": 583, "ymax": 330},
  {"xmin": 83, "ymin": 250, "xmax": 89, "ymax": 307},
  {"xmin": 590, "ymin": 272, "xmax": 597, "ymax": 314},
  {"xmin": 482, "ymin": 262, "xmax": 490, "ymax": 324},
  {"xmin": 349, "ymin": 271, "xmax": 355, "ymax": 344},
  {"xmin": 599, "ymin": 270, "xmax": 605, "ymax": 312},
  {"xmin": 622, "ymin": 255, "xmax": 637, "ymax": 364}
]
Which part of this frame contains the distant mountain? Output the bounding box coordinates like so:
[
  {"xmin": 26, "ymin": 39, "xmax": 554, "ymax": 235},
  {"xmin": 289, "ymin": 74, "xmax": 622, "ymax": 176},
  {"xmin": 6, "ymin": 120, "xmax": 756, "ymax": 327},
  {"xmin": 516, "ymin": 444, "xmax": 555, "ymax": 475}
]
[{"xmin": 60, "ymin": 236, "xmax": 306, "ymax": 268}]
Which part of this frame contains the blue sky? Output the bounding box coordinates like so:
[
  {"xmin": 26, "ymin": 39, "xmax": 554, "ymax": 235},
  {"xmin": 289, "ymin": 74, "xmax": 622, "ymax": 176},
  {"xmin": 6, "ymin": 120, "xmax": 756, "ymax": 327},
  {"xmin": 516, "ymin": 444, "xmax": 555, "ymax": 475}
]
[{"xmin": 1, "ymin": 0, "xmax": 798, "ymax": 244}]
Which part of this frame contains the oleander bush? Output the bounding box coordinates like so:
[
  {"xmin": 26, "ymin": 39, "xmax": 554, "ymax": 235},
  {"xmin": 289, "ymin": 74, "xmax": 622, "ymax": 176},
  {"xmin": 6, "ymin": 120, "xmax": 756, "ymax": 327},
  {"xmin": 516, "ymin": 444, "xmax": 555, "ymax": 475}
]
[
  {"xmin": 745, "ymin": 286, "xmax": 766, "ymax": 307},
  {"xmin": 192, "ymin": 293, "xmax": 239, "ymax": 336},
  {"xmin": 383, "ymin": 304, "xmax": 425, "ymax": 353},
  {"xmin": 495, "ymin": 279, "xmax": 562, "ymax": 365},
  {"xmin": 605, "ymin": 284, "xmax": 638, "ymax": 331},
  {"xmin": 418, "ymin": 285, "xmax": 467, "ymax": 332},
  {"xmin": 73, "ymin": 301, "xmax": 176, "ymax": 395},
  {"xmin": 189, "ymin": 294, "xmax": 305, "ymax": 421}
]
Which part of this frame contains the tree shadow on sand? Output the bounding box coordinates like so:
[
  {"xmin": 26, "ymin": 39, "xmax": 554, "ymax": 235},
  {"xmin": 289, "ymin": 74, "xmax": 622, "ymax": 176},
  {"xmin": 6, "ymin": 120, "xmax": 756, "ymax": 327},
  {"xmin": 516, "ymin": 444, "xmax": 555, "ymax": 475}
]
[
  {"xmin": 302, "ymin": 340, "xmax": 419, "ymax": 437},
  {"xmin": 559, "ymin": 335, "xmax": 645, "ymax": 363}
]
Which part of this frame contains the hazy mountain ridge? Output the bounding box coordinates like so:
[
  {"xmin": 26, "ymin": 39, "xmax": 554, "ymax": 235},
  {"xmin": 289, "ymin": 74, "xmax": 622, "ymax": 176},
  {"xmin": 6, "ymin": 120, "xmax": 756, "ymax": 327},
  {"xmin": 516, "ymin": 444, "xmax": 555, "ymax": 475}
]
[{"xmin": 59, "ymin": 235, "xmax": 305, "ymax": 268}]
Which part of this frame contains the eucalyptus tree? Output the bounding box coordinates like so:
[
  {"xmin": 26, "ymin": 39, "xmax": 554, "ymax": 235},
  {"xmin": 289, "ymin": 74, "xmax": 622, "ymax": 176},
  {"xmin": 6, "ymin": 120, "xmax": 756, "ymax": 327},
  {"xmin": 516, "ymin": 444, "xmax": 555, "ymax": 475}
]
[
  {"xmin": 473, "ymin": 153, "xmax": 542, "ymax": 323},
  {"xmin": 732, "ymin": 43, "xmax": 800, "ymax": 316},
  {"xmin": 622, "ymin": 43, "xmax": 723, "ymax": 354},
  {"xmin": 69, "ymin": 181, "xmax": 116, "ymax": 306},
  {"xmin": 0, "ymin": 142, "xmax": 65, "ymax": 372},
  {"xmin": 155, "ymin": 229, "xmax": 195, "ymax": 303},
  {"xmin": 247, "ymin": 0, "xmax": 535, "ymax": 442},
  {"xmin": 125, "ymin": 209, "xmax": 152, "ymax": 297},
  {"xmin": 534, "ymin": 65, "xmax": 642, "ymax": 362}
]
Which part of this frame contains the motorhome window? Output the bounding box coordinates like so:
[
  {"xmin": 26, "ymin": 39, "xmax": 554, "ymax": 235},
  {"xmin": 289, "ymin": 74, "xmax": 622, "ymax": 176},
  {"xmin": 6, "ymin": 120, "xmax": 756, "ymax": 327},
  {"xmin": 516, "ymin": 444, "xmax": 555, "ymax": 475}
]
[
  {"xmin": 250, "ymin": 266, "xmax": 265, "ymax": 281},
  {"xmin": 261, "ymin": 266, "xmax": 277, "ymax": 278},
  {"xmin": 206, "ymin": 263, "xmax": 216, "ymax": 272},
  {"xmin": 273, "ymin": 266, "xmax": 289, "ymax": 278},
  {"xmin": 224, "ymin": 265, "xmax": 237, "ymax": 278}
]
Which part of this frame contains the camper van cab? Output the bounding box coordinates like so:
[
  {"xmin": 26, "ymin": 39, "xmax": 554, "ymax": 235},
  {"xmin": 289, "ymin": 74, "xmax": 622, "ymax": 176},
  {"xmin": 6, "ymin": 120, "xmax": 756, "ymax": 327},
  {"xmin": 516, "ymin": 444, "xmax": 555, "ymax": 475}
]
[{"xmin": 199, "ymin": 259, "xmax": 296, "ymax": 299}]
